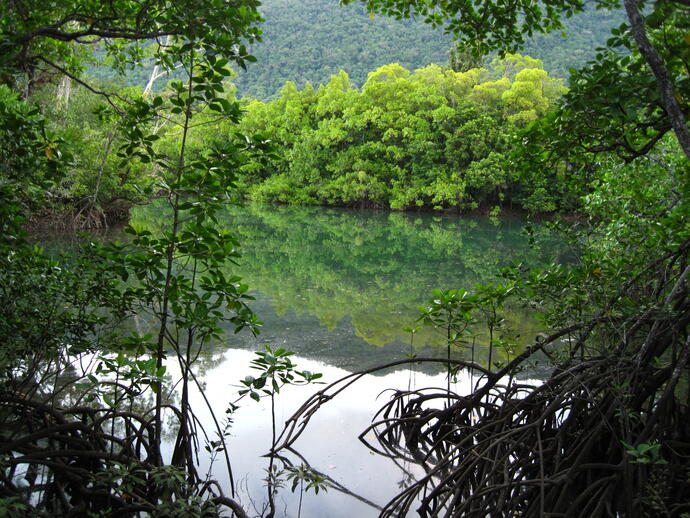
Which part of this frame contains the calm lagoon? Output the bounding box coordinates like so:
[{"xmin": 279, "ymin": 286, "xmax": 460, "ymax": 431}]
[{"xmin": 125, "ymin": 203, "xmax": 564, "ymax": 516}]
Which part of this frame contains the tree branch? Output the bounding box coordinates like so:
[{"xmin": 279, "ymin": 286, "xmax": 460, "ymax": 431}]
[
  {"xmin": 35, "ymin": 56, "xmax": 128, "ymax": 113},
  {"xmin": 623, "ymin": 0, "xmax": 690, "ymax": 159}
]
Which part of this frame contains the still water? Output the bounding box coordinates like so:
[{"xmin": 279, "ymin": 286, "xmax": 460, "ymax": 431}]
[
  {"xmin": 130, "ymin": 203, "xmax": 563, "ymax": 369},
  {"xmin": 128, "ymin": 203, "xmax": 563, "ymax": 517}
]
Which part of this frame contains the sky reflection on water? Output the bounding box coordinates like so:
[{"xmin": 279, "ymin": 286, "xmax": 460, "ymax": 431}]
[
  {"xmin": 167, "ymin": 348, "xmax": 483, "ymax": 518},
  {"xmin": 49, "ymin": 203, "xmax": 563, "ymax": 516}
]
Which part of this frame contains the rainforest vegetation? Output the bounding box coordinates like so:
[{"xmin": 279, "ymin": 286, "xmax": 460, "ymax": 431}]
[
  {"xmin": 84, "ymin": 0, "xmax": 623, "ymax": 98},
  {"xmin": 232, "ymin": 55, "xmax": 568, "ymax": 212},
  {"xmin": 1, "ymin": 0, "xmax": 689, "ymax": 516},
  {"xmin": 16, "ymin": 53, "xmax": 574, "ymax": 224},
  {"xmin": 232, "ymin": 0, "xmax": 623, "ymax": 96}
]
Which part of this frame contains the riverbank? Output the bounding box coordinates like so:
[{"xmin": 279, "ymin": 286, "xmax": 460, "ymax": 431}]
[{"xmin": 25, "ymin": 196, "xmax": 585, "ymax": 234}]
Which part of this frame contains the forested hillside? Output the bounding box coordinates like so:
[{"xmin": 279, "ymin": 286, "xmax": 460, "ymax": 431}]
[
  {"xmin": 86, "ymin": 0, "xmax": 622, "ymax": 99},
  {"xmin": 236, "ymin": 0, "xmax": 623, "ymax": 97},
  {"xmin": 232, "ymin": 0, "xmax": 452, "ymax": 98},
  {"xmin": 522, "ymin": 8, "xmax": 624, "ymax": 77}
]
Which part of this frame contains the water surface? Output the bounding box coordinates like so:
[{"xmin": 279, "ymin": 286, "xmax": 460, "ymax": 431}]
[
  {"xmin": 128, "ymin": 203, "xmax": 562, "ymax": 515},
  {"xmin": 130, "ymin": 203, "xmax": 562, "ymax": 370}
]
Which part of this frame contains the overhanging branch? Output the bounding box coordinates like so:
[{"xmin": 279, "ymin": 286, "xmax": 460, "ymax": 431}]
[{"xmin": 623, "ymin": 0, "xmax": 690, "ymax": 159}]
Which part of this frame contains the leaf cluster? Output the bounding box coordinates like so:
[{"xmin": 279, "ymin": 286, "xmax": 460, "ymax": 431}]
[{"xmin": 233, "ymin": 55, "xmax": 568, "ymax": 211}]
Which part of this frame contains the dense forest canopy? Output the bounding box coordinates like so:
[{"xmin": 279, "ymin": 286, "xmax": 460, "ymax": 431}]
[
  {"xmin": 0, "ymin": 0, "xmax": 689, "ymax": 516},
  {"xmin": 83, "ymin": 0, "xmax": 623, "ymax": 99},
  {"xmin": 230, "ymin": 0, "xmax": 623, "ymax": 97},
  {"xmin": 233, "ymin": 0, "xmax": 451, "ymax": 98},
  {"xmin": 15, "ymin": 52, "xmax": 574, "ymax": 222},
  {"xmin": 230, "ymin": 55, "xmax": 570, "ymax": 212}
]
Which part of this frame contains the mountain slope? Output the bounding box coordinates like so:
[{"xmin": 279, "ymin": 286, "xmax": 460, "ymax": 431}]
[
  {"xmin": 85, "ymin": 0, "xmax": 623, "ymax": 99},
  {"xmin": 233, "ymin": 0, "xmax": 453, "ymax": 98},
  {"xmin": 233, "ymin": 0, "xmax": 624, "ymax": 98}
]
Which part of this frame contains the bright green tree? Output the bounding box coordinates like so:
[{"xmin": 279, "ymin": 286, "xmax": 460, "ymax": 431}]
[{"xmin": 238, "ymin": 56, "xmax": 566, "ymax": 211}]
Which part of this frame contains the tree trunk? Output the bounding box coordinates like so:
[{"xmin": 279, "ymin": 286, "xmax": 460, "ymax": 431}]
[{"xmin": 623, "ymin": 0, "xmax": 690, "ymax": 160}]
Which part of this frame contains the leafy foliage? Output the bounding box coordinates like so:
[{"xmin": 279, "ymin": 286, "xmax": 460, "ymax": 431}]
[
  {"xmin": 83, "ymin": 1, "xmax": 622, "ymax": 99},
  {"xmin": 0, "ymin": 1, "xmax": 275, "ymax": 516},
  {"xmin": 0, "ymin": 0, "xmax": 262, "ymax": 92},
  {"xmin": 320, "ymin": 0, "xmax": 690, "ymax": 515},
  {"xmin": 240, "ymin": 346, "xmax": 322, "ymax": 403},
  {"xmin": 0, "ymin": 86, "xmax": 67, "ymax": 240},
  {"xmin": 232, "ymin": 0, "xmax": 622, "ymax": 98},
  {"xmin": 234, "ymin": 55, "xmax": 567, "ymax": 211},
  {"xmin": 2, "ymin": 0, "xmax": 689, "ymax": 514}
]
